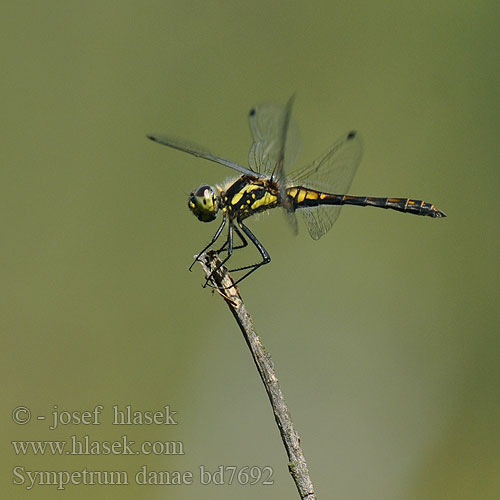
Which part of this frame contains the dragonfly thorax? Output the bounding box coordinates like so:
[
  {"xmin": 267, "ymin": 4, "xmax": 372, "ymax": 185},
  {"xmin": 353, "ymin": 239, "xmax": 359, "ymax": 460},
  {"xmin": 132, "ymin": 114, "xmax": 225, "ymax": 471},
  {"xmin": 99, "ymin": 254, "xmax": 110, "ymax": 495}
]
[{"xmin": 188, "ymin": 184, "xmax": 220, "ymax": 222}]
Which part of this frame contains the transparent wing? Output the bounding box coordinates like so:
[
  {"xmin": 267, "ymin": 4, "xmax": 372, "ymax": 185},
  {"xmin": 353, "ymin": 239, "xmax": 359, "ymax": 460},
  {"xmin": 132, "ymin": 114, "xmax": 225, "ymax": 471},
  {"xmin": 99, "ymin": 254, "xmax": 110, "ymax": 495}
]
[
  {"xmin": 247, "ymin": 99, "xmax": 301, "ymax": 177},
  {"xmin": 147, "ymin": 133, "xmax": 260, "ymax": 178},
  {"xmin": 288, "ymin": 131, "xmax": 363, "ymax": 240}
]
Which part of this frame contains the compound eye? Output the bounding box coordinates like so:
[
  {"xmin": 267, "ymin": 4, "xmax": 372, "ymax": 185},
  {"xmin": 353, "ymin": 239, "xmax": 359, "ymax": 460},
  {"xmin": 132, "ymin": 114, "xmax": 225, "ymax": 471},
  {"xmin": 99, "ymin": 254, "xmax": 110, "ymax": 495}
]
[
  {"xmin": 193, "ymin": 185, "xmax": 213, "ymax": 199},
  {"xmin": 188, "ymin": 185, "xmax": 218, "ymax": 222}
]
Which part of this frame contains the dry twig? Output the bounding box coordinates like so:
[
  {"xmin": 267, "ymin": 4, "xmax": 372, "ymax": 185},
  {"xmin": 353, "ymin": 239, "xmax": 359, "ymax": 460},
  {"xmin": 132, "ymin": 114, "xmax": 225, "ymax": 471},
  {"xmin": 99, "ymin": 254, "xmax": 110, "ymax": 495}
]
[{"xmin": 198, "ymin": 251, "xmax": 317, "ymax": 500}]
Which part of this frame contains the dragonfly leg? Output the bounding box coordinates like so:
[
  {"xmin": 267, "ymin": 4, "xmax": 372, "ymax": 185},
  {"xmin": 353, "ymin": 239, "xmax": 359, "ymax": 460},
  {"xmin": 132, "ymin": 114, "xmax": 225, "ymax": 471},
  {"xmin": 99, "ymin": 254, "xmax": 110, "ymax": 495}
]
[
  {"xmin": 227, "ymin": 220, "xmax": 271, "ymax": 286},
  {"xmin": 216, "ymin": 224, "xmax": 248, "ymax": 254},
  {"xmin": 189, "ymin": 216, "xmax": 226, "ymax": 272},
  {"xmin": 203, "ymin": 222, "xmax": 235, "ymax": 288},
  {"xmin": 204, "ymin": 220, "xmax": 270, "ymax": 290}
]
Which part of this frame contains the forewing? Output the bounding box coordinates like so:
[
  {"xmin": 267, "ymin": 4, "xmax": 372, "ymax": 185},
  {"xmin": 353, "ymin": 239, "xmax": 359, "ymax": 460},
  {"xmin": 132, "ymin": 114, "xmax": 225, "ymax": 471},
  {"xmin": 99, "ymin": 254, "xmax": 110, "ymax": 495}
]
[
  {"xmin": 147, "ymin": 133, "xmax": 260, "ymax": 178},
  {"xmin": 247, "ymin": 100, "xmax": 301, "ymax": 176},
  {"xmin": 288, "ymin": 131, "xmax": 363, "ymax": 239}
]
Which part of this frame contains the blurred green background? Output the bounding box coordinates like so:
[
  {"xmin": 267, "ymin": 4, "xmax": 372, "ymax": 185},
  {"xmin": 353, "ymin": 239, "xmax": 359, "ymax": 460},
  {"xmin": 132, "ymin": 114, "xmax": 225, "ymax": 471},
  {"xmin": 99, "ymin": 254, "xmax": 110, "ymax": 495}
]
[{"xmin": 2, "ymin": 1, "xmax": 499, "ymax": 499}]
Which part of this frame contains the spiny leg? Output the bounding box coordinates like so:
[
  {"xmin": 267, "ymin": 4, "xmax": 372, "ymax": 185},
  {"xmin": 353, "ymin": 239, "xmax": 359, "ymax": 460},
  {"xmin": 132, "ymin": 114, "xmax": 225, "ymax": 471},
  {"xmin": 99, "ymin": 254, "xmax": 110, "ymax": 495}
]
[
  {"xmin": 208, "ymin": 220, "xmax": 271, "ymax": 289},
  {"xmin": 203, "ymin": 222, "xmax": 235, "ymax": 288},
  {"xmin": 230, "ymin": 220, "xmax": 271, "ymax": 283},
  {"xmin": 216, "ymin": 224, "xmax": 248, "ymax": 254},
  {"xmin": 189, "ymin": 216, "xmax": 226, "ymax": 272}
]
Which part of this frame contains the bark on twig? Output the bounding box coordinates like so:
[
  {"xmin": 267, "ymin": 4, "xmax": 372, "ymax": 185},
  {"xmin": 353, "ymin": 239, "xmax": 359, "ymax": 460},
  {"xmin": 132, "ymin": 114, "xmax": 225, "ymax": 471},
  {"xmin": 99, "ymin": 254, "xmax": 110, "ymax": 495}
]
[{"xmin": 198, "ymin": 251, "xmax": 317, "ymax": 500}]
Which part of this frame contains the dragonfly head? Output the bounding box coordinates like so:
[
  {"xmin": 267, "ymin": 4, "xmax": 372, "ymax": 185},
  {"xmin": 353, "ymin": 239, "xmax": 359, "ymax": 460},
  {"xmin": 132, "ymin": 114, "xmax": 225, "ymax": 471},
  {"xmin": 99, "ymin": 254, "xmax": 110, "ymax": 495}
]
[{"xmin": 188, "ymin": 185, "xmax": 219, "ymax": 222}]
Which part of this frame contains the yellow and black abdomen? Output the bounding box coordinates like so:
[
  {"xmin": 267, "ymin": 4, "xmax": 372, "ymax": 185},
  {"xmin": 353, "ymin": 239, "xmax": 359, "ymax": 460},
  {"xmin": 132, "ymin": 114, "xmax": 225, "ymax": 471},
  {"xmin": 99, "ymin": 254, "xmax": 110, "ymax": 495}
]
[{"xmin": 287, "ymin": 186, "xmax": 446, "ymax": 218}]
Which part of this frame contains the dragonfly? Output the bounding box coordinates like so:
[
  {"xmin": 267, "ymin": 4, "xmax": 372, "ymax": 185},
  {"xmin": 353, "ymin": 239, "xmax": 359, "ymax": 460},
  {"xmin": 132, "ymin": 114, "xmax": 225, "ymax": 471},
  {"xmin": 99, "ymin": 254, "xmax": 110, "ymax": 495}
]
[{"xmin": 148, "ymin": 96, "xmax": 446, "ymax": 287}]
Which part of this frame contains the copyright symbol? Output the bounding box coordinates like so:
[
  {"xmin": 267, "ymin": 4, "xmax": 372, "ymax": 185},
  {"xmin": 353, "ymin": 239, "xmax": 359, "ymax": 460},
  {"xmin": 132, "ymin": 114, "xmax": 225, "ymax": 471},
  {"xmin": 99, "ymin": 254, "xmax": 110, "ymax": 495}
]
[{"xmin": 12, "ymin": 406, "xmax": 31, "ymax": 424}]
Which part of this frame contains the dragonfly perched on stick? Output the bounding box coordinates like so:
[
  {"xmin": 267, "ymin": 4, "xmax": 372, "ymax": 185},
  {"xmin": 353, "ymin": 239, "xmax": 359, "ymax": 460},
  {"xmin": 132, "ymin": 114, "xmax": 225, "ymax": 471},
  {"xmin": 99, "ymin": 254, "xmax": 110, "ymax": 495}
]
[{"xmin": 148, "ymin": 96, "xmax": 446, "ymax": 287}]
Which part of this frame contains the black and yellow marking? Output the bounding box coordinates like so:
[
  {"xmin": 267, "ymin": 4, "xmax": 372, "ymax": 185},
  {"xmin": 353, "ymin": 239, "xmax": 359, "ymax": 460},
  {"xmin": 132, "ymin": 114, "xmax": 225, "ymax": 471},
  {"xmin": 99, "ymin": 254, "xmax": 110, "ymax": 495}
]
[
  {"xmin": 287, "ymin": 187, "xmax": 445, "ymax": 218},
  {"xmin": 222, "ymin": 175, "xmax": 280, "ymax": 220},
  {"xmin": 148, "ymin": 98, "xmax": 446, "ymax": 289}
]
